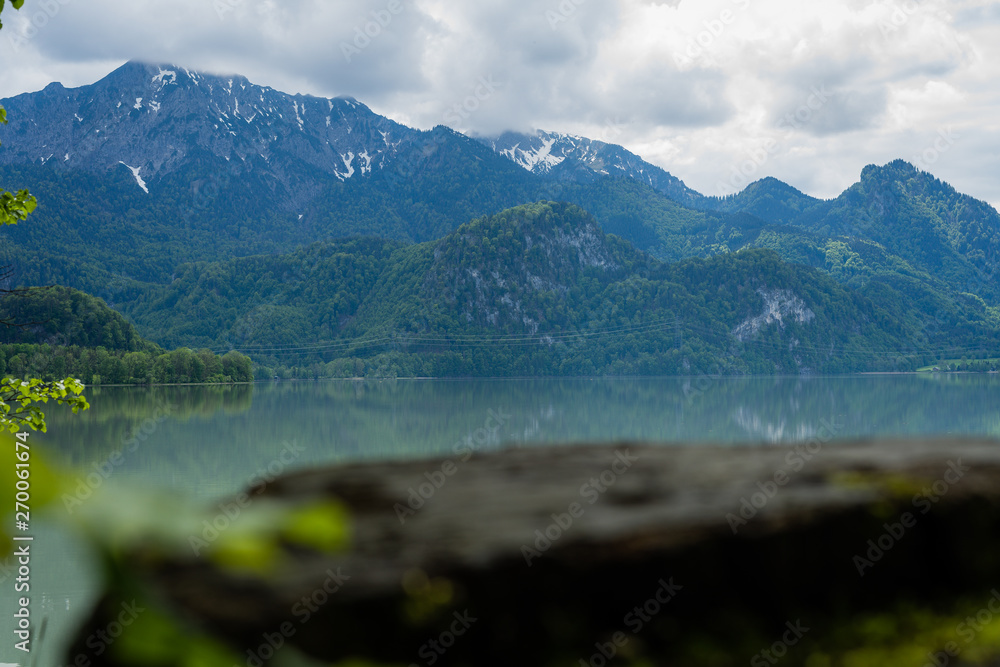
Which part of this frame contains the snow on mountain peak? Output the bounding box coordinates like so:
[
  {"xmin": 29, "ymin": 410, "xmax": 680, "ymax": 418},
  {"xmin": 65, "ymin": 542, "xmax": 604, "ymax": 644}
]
[
  {"xmin": 478, "ymin": 129, "xmax": 704, "ymax": 207},
  {"xmin": 500, "ymin": 135, "xmax": 566, "ymax": 172},
  {"xmin": 0, "ymin": 60, "xmax": 704, "ymax": 209},
  {"xmin": 0, "ymin": 60, "xmax": 422, "ymax": 191},
  {"xmin": 151, "ymin": 68, "xmax": 177, "ymax": 88}
]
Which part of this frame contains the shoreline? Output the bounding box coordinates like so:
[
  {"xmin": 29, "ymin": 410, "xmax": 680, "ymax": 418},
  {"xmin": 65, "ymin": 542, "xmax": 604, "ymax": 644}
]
[{"xmin": 80, "ymin": 370, "xmax": 1000, "ymax": 387}]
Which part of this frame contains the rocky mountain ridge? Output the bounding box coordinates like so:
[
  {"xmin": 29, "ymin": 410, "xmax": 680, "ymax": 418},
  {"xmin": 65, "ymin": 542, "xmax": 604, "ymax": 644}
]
[{"xmin": 0, "ymin": 61, "xmax": 409, "ymax": 195}]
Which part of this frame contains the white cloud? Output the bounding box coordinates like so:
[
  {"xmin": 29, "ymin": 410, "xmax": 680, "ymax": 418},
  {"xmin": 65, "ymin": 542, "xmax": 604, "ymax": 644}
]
[{"xmin": 1, "ymin": 0, "xmax": 999, "ymax": 205}]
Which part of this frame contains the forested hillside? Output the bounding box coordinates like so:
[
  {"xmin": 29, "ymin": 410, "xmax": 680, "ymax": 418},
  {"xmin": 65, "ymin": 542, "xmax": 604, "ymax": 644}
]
[
  {"xmin": 117, "ymin": 202, "xmax": 994, "ymax": 378},
  {"xmin": 707, "ymin": 161, "xmax": 1000, "ymax": 301},
  {"xmin": 0, "ymin": 286, "xmax": 252, "ymax": 384}
]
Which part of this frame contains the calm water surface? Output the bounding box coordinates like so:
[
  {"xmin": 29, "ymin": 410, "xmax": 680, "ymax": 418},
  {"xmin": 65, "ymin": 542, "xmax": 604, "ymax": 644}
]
[{"xmin": 4, "ymin": 375, "xmax": 1000, "ymax": 664}]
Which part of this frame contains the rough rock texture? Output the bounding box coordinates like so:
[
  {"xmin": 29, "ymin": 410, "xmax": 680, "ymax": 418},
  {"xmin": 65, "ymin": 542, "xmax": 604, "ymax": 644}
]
[
  {"xmin": 732, "ymin": 288, "xmax": 816, "ymax": 342},
  {"xmin": 69, "ymin": 438, "xmax": 1000, "ymax": 666}
]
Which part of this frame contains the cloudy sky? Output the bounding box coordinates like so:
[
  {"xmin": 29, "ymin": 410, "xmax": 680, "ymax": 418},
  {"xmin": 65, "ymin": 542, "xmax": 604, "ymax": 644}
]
[{"xmin": 1, "ymin": 0, "xmax": 999, "ymax": 207}]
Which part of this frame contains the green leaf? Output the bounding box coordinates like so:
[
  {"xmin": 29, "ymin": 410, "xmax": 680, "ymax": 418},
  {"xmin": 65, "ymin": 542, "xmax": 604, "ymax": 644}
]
[
  {"xmin": 0, "ymin": 376, "xmax": 89, "ymax": 432},
  {"xmin": 208, "ymin": 534, "xmax": 281, "ymax": 575},
  {"xmin": 283, "ymin": 501, "xmax": 352, "ymax": 553},
  {"xmin": 0, "ymin": 189, "xmax": 38, "ymax": 226}
]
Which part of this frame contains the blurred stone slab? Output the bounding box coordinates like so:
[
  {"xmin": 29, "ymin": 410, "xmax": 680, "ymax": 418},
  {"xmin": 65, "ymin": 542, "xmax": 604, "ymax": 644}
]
[{"xmin": 70, "ymin": 437, "xmax": 1000, "ymax": 666}]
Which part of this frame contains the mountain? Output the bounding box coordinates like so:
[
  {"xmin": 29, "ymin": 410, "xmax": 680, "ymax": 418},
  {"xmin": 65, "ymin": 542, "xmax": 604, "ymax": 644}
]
[
  {"xmin": 123, "ymin": 202, "xmax": 975, "ymax": 377},
  {"xmin": 707, "ymin": 162, "xmax": 1000, "ymax": 302},
  {"xmin": 708, "ymin": 176, "xmax": 824, "ymax": 224},
  {"xmin": 484, "ymin": 131, "xmax": 1000, "ymax": 302},
  {"xmin": 3, "ymin": 61, "xmax": 1000, "ymax": 376},
  {"xmin": 0, "ymin": 60, "xmax": 752, "ymax": 299},
  {"xmin": 806, "ymin": 161, "xmax": 1000, "ymax": 282},
  {"xmin": 478, "ymin": 133, "xmax": 1000, "ymax": 308},
  {"xmin": 478, "ymin": 129, "xmax": 705, "ymax": 208},
  {"xmin": 4, "ymin": 61, "xmax": 995, "ymax": 299},
  {"xmin": 0, "ymin": 61, "xmax": 410, "ymax": 203}
]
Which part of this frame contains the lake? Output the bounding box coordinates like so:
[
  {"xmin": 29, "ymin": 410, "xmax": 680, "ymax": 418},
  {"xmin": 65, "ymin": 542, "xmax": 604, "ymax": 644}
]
[{"xmin": 5, "ymin": 374, "xmax": 1000, "ymax": 665}]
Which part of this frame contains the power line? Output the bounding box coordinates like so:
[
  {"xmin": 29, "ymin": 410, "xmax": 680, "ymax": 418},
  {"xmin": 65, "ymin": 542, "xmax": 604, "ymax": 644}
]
[{"xmin": 213, "ymin": 313, "xmax": 996, "ymax": 365}]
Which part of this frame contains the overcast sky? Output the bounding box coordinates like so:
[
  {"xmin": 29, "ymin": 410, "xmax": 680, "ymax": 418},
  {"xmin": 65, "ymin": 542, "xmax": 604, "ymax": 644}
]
[{"xmin": 1, "ymin": 0, "xmax": 999, "ymax": 207}]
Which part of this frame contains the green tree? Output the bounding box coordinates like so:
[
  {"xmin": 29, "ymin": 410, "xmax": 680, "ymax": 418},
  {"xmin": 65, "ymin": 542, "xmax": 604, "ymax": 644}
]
[
  {"xmin": 0, "ymin": 2, "xmax": 36, "ymax": 229},
  {"xmin": 0, "ymin": 0, "xmax": 89, "ymax": 432}
]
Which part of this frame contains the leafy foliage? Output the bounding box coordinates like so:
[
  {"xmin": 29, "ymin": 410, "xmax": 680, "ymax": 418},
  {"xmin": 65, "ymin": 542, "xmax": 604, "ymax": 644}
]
[
  {"xmin": 0, "ymin": 376, "xmax": 87, "ymax": 432},
  {"xmin": 0, "ymin": 284, "xmax": 253, "ymax": 384},
  {"xmin": 0, "ymin": 284, "xmax": 161, "ymax": 350},
  {"xmin": 0, "ymin": 186, "xmax": 36, "ymax": 226},
  {"xmin": 0, "ymin": 342, "xmax": 253, "ymax": 385},
  {"xmin": 0, "ymin": 0, "xmax": 25, "ymax": 27},
  {"xmin": 0, "ymin": 61, "xmax": 37, "ymax": 226},
  {"xmin": 0, "ymin": 0, "xmax": 84, "ymax": 434}
]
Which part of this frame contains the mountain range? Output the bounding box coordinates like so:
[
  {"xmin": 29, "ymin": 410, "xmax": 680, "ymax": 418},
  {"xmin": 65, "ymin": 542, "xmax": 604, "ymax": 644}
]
[{"xmin": 1, "ymin": 60, "xmax": 999, "ymax": 376}]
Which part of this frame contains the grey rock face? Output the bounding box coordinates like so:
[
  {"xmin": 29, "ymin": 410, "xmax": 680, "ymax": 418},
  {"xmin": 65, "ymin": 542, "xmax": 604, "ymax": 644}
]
[{"xmin": 0, "ymin": 61, "xmax": 413, "ymax": 192}]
